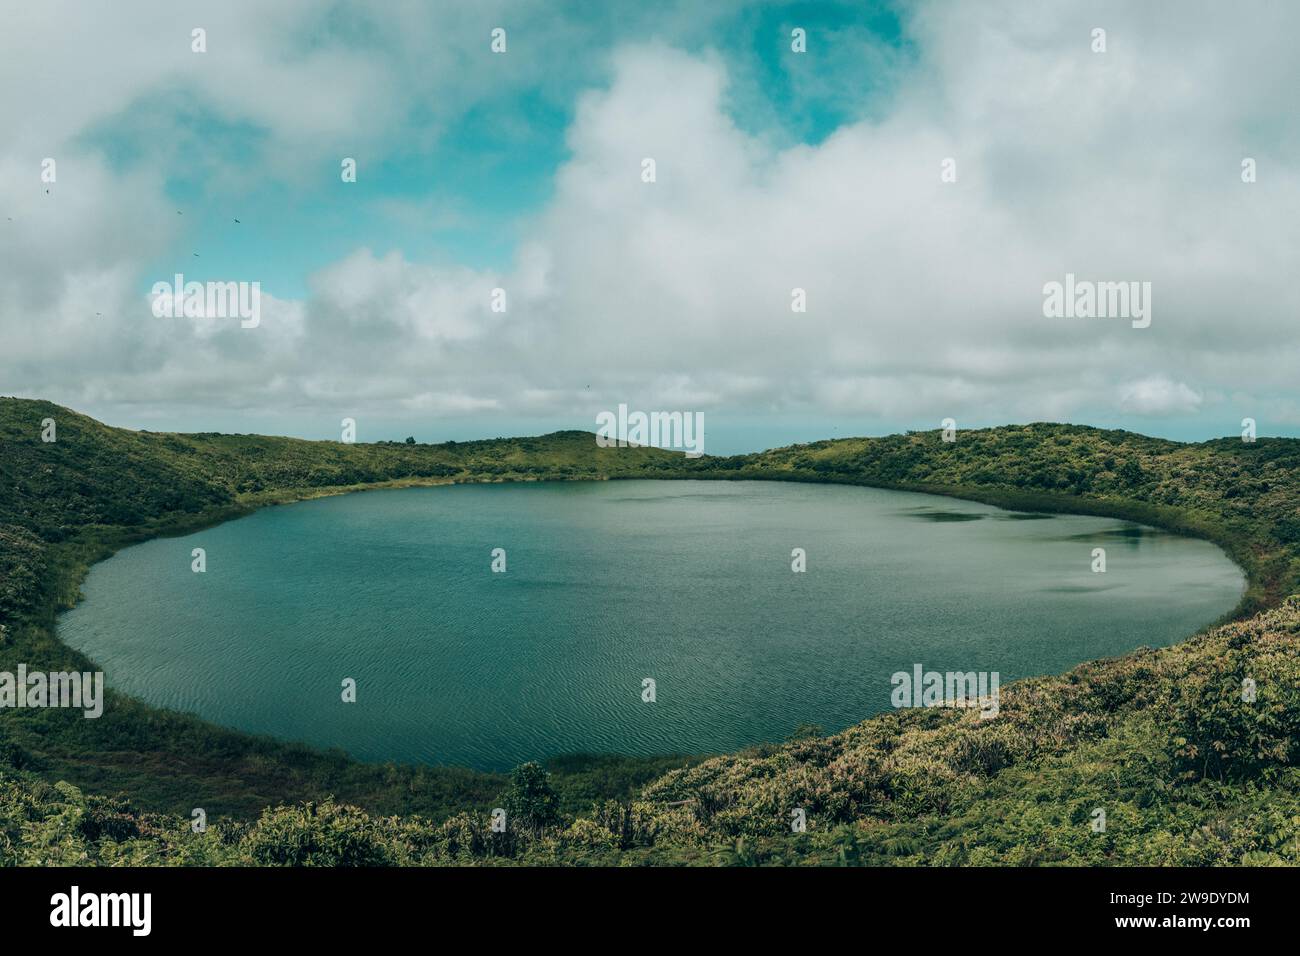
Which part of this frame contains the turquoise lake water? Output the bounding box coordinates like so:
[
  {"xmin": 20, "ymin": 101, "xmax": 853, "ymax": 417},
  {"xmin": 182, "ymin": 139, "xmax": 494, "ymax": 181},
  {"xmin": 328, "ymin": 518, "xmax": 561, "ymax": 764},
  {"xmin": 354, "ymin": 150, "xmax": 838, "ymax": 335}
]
[{"xmin": 58, "ymin": 480, "xmax": 1245, "ymax": 770}]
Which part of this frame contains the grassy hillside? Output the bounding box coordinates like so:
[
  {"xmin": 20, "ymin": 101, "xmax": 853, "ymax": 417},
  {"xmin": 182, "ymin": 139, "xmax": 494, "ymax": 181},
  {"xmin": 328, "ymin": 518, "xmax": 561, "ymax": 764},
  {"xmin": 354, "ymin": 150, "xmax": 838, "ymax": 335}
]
[{"xmin": 3, "ymin": 397, "xmax": 1299, "ymax": 865}]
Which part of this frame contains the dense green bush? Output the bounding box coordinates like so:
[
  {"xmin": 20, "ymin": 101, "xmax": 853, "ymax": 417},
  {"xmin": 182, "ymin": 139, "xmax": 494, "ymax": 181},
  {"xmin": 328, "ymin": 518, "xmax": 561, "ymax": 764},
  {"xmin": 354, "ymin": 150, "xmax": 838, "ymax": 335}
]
[
  {"xmin": 503, "ymin": 762, "xmax": 561, "ymax": 836},
  {"xmin": 244, "ymin": 801, "xmax": 401, "ymax": 867},
  {"xmin": 1170, "ymin": 624, "xmax": 1300, "ymax": 782}
]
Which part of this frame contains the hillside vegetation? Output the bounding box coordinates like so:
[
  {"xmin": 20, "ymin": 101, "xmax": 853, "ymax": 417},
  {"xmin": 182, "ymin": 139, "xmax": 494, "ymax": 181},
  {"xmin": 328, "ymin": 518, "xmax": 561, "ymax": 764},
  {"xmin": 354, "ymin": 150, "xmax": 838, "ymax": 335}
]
[{"xmin": 2, "ymin": 397, "xmax": 1299, "ymax": 865}]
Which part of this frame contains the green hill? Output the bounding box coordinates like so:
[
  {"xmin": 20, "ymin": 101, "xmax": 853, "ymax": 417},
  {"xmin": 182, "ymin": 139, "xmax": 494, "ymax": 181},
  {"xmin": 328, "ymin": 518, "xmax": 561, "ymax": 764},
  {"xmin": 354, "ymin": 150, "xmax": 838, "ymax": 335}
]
[{"xmin": 3, "ymin": 397, "xmax": 1299, "ymax": 865}]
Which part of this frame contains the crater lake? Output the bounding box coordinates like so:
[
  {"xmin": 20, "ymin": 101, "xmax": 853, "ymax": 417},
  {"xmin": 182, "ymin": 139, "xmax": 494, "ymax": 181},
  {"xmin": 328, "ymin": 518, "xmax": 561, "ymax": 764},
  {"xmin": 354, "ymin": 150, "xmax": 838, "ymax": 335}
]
[{"xmin": 58, "ymin": 480, "xmax": 1246, "ymax": 770}]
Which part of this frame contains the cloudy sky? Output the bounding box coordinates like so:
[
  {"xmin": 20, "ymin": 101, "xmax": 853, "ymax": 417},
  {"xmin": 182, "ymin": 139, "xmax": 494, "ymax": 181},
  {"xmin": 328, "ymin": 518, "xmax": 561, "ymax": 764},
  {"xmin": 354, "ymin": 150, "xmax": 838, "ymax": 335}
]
[{"xmin": 2, "ymin": 0, "xmax": 1298, "ymax": 452}]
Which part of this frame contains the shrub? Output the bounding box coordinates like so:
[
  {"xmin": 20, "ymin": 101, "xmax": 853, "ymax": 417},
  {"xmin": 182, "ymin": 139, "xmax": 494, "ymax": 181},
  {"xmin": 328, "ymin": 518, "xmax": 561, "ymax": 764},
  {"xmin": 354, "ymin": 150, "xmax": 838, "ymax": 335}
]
[
  {"xmin": 244, "ymin": 801, "xmax": 397, "ymax": 866},
  {"xmin": 1170, "ymin": 642, "xmax": 1300, "ymax": 782},
  {"xmin": 502, "ymin": 762, "xmax": 561, "ymax": 836}
]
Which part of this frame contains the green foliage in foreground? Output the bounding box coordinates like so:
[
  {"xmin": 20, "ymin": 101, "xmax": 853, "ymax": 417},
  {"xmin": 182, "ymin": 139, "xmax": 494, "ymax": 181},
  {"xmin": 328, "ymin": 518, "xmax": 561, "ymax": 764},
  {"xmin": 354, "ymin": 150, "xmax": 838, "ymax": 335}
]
[{"xmin": 3, "ymin": 396, "xmax": 1300, "ymax": 866}]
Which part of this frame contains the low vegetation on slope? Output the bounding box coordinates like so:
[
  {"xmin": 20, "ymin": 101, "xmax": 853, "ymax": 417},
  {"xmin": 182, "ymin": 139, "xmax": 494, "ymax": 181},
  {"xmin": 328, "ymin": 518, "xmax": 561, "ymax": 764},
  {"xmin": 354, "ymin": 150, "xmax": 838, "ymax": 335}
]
[{"xmin": 2, "ymin": 397, "xmax": 1299, "ymax": 865}]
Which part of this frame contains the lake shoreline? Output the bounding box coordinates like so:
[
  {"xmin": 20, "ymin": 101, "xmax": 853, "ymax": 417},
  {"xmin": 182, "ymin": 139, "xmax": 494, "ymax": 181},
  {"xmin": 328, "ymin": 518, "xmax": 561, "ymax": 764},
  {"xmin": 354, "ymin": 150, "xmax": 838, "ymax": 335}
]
[
  {"xmin": 41, "ymin": 469, "xmax": 1258, "ymax": 785},
  {"xmin": 3, "ymin": 401, "xmax": 1291, "ymax": 841},
  {"xmin": 56, "ymin": 478, "xmax": 1245, "ymax": 771}
]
